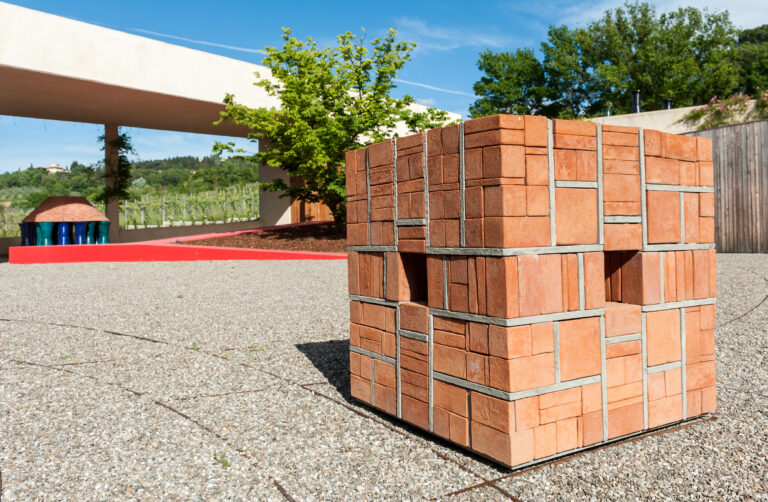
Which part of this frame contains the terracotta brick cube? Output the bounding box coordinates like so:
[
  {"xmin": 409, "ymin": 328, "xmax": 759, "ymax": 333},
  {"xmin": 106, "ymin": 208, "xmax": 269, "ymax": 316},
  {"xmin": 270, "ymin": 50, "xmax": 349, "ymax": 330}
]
[{"xmin": 347, "ymin": 116, "xmax": 717, "ymax": 468}]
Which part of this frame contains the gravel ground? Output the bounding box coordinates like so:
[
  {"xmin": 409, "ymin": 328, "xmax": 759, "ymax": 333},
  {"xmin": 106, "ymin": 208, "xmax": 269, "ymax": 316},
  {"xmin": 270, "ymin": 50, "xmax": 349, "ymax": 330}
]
[{"xmin": 0, "ymin": 255, "xmax": 765, "ymax": 500}]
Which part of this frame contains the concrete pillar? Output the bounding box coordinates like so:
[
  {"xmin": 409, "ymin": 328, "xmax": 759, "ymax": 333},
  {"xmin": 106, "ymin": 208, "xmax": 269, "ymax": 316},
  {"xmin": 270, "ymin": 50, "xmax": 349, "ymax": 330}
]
[
  {"xmin": 257, "ymin": 139, "xmax": 292, "ymax": 226},
  {"xmin": 104, "ymin": 123, "xmax": 120, "ymax": 242}
]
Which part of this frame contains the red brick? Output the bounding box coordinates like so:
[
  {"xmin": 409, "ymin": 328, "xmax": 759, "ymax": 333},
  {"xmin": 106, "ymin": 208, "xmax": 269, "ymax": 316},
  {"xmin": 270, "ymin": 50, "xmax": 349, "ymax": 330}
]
[
  {"xmin": 647, "ymin": 191, "xmax": 681, "ymax": 244},
  {"xmin": 472, "ymin": 392, "xmax": 514, "ymax": 433},
  {"xmin": 556, "ymin": 418, "xmax": 579, "ymax": 453},
  {"xmin": 539, "ymin": 254, "xmax": 563, "ymax": 314},
  {"xmin": 485, "ymin": 216, "xmax": 551, "ymax": 248},
  {"xmin": 401, "ymin": 395, "xmax": 429, "ymax": 430},
  {"xmin": 465, "ymin": 114, "xmax": 525, "ymax": 134},
  {"xmin": 604, "ymin": 174, "xmax": 641, "ymax": 202},
  {"xmin": 465, "ymin": 218, "xmax": 484, "ymax": 248},
  {"xmin": 603, "ymin": 145, "xmax": 639, "ymax": 161},
  {"xmin": 490, "ymin": 353, "xmax": 555, "ymax": 392},
  {"xmin": 515, "ymin": 396, "xmax": 540, "ymax": 431},
  {"xmin": 680, "ymin": 161, "xmax": 697, "ymax": 186},
  {"xmin": 581, "ymin": 411, "xmax": 603, "ymax": 445},
  {"xmin": 465, "ymin": 129, "xmax": 525, "ymax": 149},
  {"xmin": 696, "ymin": 137, "xmax": 713, "ymax": 162},
  {"xmin": 684, "ymin": 193, "xmax": 699, "ymax": 243},
  {"xmin": 468, "ymin": 322, "xmax": 489, "ymax": 354},
  {"xmin": 351, "ymin": 375, "xmax": 371, "ymax": 403},
  {"xmin": 582, "ymin": 382, "xmax": 602, "ymax": 414},
  {"xmin": 434, "ymin": 344, "xmax": 467, "ymax": 378},
  {"xmin": 584, "ymin": 251, "xmax": 606, "ymax": 309},
  {"xmin": 553, "ymin": 119, "xmax": 595, "ymax": 136},
  {"xmin": 555, "ymin": 134, "xmax": 596, "ymax": 150},
  {"xmin": 559, "ymin": 317, "xmax": 601, "ymax": 381},
  {"xmin": 576, "ymin": 150, "xmax": 597, "ymax": 181},
  {"xmin": 486, "ymin": 257, "xmax": 518, "ymax": 318},
  {"xmin": 518, "ymin": 255, "xmax": 542, "ymax": 316},
  {"xmin": 563, "ymin": 254, "xmax": 579, "ymax": 311},
  {"xmin": 692, "ymin": 250, "xmax": 710, "ymax": 300},
  {"xmin": 645, "ymin": 156, "xmax": 680, "ymax": 185},
  {"xmin": 531, "ymin": 322, "xmax": 555, "ymax": 355},
  {"xmin": 607, "ymin": 401, "xmax": 644, "ymax": 439},
  {"xmin": 471, "ymin": 422, "xmax": 533, "ymax": 466},
  {"xmin": 484, "ymin": 185, "xmax": 526, "ymax": 217},
  {"xmin": 687, "ymin": 360, "xmax": 716, "ymax": 390},
  {"xmin": 427, "ymin": 255, "xmax": 444, "ymax": 309},
  {"xmin": 555, "ymin": 188, "xmax": 598, "ymax": 245},
  {"xmin": 555, "ymin": 149, "xmax": 576, "ymax": 181},
  {"xmin": 489, "ymin": 325, "xmax": 531, "ymax": 359},
  {"xmin": 646, "ymin": 309, "xmax": 681, "ymax": 367},
  {"xmin": 374, "ymin": 359, "xmax": 396, "ymax": 388},
  {"xmin": 540, "ymin": 401, "xmax": 582, "ymax": 424},
  {"xmin": 644, "ymin": 129, "xmax": 663, "ymax": 157},
  {"xmin": 443, "ymin": 154, "xmax": 459, "ymax": 183},
  {"xmin": 604, "ymin": 159, "xmax": 639, "ymax": 175},
  {"xmin": 433, "ymin": 380, "xmax": 468, "ymax": 417},
  {"xmin": 369, "ymin": 140, "xmax": 393, "ymax": 167},
  {"xmin": 467, "ymin": 352, "xmax": 489, "ymax": 385},
  {"xmin": 606, "ymin": 340, "xmax": 641, "ymax": 358},
  {"xmin": 483, "ymin": 145, "xmax": 526, "ymax": 178},
  {"xmin": 526, "ymin": 155, "xmax": 549, "ymax": 185},
  {"xmin": 526, "ymin": 186, "xmax": 549, "ymax": 216},
  {"xmin": 534, "ymin": 422, "xmax": 557, "ymax": 459},
  {"xmin": 604, "ymin": 223, "xmax": 642, "ymax": 251},
  {"xmin": 648, "ymin": 394, "xmax": 683, "ymax": 428},
  {"xmin": 525, "ymin": 115, "xmax": 548, "ymax": 146},
  {"xmin": 603, "ymin": 131, "xmax": 638, "ymax": 146},
  {"xmin": 701, "ymin": 385, "xmax": 717, "ymax": 413},
  {"xmin": 665, "ymin": 134, "xmax": 697, "ymax": 161}
]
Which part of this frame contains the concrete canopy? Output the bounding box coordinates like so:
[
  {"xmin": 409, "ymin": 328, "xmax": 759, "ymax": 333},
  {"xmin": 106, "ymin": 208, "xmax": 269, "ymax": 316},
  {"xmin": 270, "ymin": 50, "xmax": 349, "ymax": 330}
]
[{"xmin": 0, "ymin": 2, "xmax": 278, "ymax": 137}]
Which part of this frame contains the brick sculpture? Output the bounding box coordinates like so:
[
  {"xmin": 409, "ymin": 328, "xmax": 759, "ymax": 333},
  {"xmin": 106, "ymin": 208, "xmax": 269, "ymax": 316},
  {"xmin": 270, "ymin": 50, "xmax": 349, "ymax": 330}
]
[{"xmin": 346, "ymin": 115, "xmax": 716, "ymax": 468}]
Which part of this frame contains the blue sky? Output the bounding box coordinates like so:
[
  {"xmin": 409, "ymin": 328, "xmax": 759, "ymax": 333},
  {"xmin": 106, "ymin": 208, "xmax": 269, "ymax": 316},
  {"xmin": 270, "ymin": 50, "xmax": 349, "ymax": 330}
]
[{"xmin": 1, "ymin": 0, "xmax": 765, "ymax": 172}]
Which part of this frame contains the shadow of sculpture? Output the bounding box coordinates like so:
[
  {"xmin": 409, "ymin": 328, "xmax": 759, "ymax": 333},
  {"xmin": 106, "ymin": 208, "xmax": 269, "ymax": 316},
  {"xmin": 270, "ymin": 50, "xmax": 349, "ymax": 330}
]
[{"xmin": 295, "ymin": 339, "xmax": 350, "ymax": 400}]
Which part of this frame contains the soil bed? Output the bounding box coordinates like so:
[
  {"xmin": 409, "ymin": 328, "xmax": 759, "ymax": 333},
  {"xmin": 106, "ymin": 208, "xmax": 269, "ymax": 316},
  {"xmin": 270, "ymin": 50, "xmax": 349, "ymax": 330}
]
[{"xmin": 181, "ymin": 222, "xmax": 347, "ymax": 253}]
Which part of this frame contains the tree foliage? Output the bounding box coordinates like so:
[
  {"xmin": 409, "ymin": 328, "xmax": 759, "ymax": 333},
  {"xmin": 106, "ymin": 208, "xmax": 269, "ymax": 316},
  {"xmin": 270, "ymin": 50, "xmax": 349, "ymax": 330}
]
[
  {"xmin": 471, "ymin": 1, "xmax": 740, "ymax": 118},
  {"xmin": 734, "ymin": 24, "xmax": 768, "ymax": 95},
  {"xmin": 216, "ymin": 28, "xmax": 450, "ymax": 225}
]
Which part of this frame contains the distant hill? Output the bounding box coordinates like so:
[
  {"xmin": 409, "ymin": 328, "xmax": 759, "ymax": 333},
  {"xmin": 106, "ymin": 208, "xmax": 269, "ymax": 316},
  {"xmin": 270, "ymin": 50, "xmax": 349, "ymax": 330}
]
[{"xmin": 0, "ymin": 155, "xmax": 258, "ymax": 209}]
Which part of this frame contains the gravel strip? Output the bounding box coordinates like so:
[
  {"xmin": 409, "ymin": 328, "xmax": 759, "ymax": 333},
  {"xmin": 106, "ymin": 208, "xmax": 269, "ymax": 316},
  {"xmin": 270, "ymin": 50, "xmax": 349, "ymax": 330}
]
[{"xmin": 0, "ymin": 255, "xmax": 765, "ymax": 500}]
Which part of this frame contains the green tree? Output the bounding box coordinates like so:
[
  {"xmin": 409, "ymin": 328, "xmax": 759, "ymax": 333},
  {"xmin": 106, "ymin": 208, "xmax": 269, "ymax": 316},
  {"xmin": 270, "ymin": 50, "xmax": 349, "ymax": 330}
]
[
  {"xmin": 470, "ymin": 48, "xmax": 552, "ymax": 117},
  {"xmin": 215, "ymin": 28, "xmax": 450, "ymax": 225},
  {"xmin": 470, "ymin": 1, "xmax": 739, "ymax": 118},
  {"xmin": 735, "ymin": 25, "xmax": 768, "ymax": 95}
]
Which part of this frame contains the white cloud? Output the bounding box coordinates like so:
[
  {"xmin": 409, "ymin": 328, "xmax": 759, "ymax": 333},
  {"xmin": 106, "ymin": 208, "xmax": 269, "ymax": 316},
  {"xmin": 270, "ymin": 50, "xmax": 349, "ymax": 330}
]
[
  {"xmin": 416, "ymin": 98, "xmax": 437, "ymax": 106},
  {"xmin": 395, "ymin": 79, "xmax": 475, "ymax": 97},
  {"xmin": 394, "ymin": 17, "xmax": 523, "ymax": 53},
  {"xmin": 130, "ymin": 28, "xmax": 264, "ymax": 54}
]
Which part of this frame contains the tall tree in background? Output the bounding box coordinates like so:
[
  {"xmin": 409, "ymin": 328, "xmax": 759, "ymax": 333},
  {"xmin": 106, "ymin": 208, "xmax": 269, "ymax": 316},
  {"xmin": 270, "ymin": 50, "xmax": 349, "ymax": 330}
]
[
  {"xmin": 471, "ymin": 48, "xmax": 553, "ymax": 117},
  {"xmin": 734, "ymin": 25, "xmax": 768, "ymax": 95},
  {"xmin": 470, "ymin": 1, "xmax": 740, "ymax": 118},
  {"xmin": 216, "ymin": 28, "xmax": 449, "ymax": 226}
]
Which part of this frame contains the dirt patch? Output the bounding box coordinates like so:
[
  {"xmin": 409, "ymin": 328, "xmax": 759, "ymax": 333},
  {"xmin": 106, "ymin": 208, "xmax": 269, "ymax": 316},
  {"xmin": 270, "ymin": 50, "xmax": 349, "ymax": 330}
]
[{"xmin": 180, "ymin": 222, "xmax": 347, "ymax": 253}]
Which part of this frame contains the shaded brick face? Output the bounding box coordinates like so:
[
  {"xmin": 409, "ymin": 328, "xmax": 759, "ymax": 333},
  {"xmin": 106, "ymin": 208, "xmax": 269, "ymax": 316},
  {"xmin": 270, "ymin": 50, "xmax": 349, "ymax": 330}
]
[{"xmin": 347, "ymin": 116, "xmax": 716, "ymax": 468}]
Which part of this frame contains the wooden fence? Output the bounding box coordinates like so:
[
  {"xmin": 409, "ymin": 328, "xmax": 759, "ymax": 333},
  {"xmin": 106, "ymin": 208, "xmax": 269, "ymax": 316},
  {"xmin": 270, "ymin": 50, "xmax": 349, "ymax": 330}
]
[{"xmin": 686, "ymin": 120, "xmax": 768, "ymax": 253}]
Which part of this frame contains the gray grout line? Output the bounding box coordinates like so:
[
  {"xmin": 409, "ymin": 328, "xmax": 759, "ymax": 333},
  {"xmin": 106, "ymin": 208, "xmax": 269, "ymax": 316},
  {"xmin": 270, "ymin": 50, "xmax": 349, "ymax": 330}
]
[
  {"xmin": 642, "ymin": 312, "xmax": 648, "ymax": 429},
  {"xmin": 366, "ymin": 147, "xmax": 372, "ymax": 246},
  {"xmin": 428, "ymin": 314, "xmax": 434, "ymax": 432},
  {"xmin": 660, "ymin": 253, "xmax": 665, "ymax": 303},
  {"xmin": 433, "ymin": 371, "xmax": 601, "ymax": 402},
  {"xmin": 393, "ymin": 139, "xmax": 399, "ymax": 246},
  {"xmin": 442, "ymin": 256, "xmax": 449, "ymax": 309},
  {"xmin": 459, "ymin": 122, "xmax": 466, "ymax": 247},
  {"xmin": 348, "ymin": 295, "xmax": 399, "ymax": 307},
  {"xmin": 429, "ymin": 308, "xmax": 605, "ymax": 327},
  {"xmin": 639, "ymin": 128, "xmax": 648, "ymax": 249},
  {"xmin": 647, "ymin": 360, "xmax": 682, "ymax": 374},
  {"xmin": 555, "ymin": 181, "xmax": 598, "ymax": 188},
  {"xmin": 370, "ymin": 356, "xmax": 376, "ymax": 407},
  {"xmin": 600, "ymin": 314, "xmax": 608, "ymax": 441},
  {"xmin": 423, "ymin": 133, "xmax": 430, "ymax": 248},
  {"xmin": 606, "ymin": 333, "xmax": 642, "ymax": 344},
  {"xmin": 382, "ymin": 250, "xmax": 388, "ymax": 299},
  {"xmin": 605, "ymin": 216, "xmax": 642, "ymax": 224},
  {"xmin": 350, "ymin": 346, "xmax": 397, "ymax": 365},
  {"xmin": 642, "ymin": 298, "xmax": 715, "ymax": 311},
  {"xmin": 349, "ymin": 245, "xmax": 397, "ymax": 252},
  {"xmin": 397, "ymin": 219, "xmax": 425, "ymax": 226},
  {"xmin": 642, "ymin": 243, "xmax": 715, "ymax": 251},
  {"xmin": 424, "ymin": 244, "xmax": 604, "ymax": 256},
  {"xmin": 396, "ymin": 305, "xmax": 402, "ymax": 419},
  {"xmin": 680, "ymin": 192, "xmax": 685, "ymax": 244},
  {"xmin": 554, "ymin": 321, "xmax": 561, "ymax": 384},
  {"xmin": 547, "ymin": 119, "xmax": 556, "ymax": 246},
  {"xmin": 398, "ymin": 329, "xmax": 429, "ymax": 342},
  {"xmin": 680, "ymin": 307, "xmax": 687, "ymax": 419},
  {"xmin": 578, "ymin": 253, "xmax": 585, "ymax": 311},
  {"xmin": 647, "ymin": 184, "xmax": 715, "ymax": 193},
  {"xmin": 597, "ymin": 124, "xmax": 604, "ymax": 245}
]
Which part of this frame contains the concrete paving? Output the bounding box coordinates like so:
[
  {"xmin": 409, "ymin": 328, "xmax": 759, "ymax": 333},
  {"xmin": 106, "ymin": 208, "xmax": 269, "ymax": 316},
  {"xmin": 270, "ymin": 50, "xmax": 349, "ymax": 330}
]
[{"xmin": 0, "ymin": 255, "xmax": 765, "ymax": 500}]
